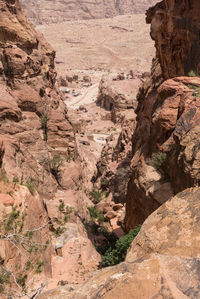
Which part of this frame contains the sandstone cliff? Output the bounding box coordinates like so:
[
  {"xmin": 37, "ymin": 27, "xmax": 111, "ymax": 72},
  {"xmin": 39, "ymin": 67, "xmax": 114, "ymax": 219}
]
[
  {"xmin": 19, "ymin": 0, "xmax": 158, "ymax": 25},
  {"xmin": 125, "ymin": 0, "xmax": 200, "ymax": 229},
  {"xmin": 0, "ymin": 0, "xmax": 100, "ymax": 296},
  {"xmin": 147, "ymin": 0, "xmax": 200, "ymax": 79}
]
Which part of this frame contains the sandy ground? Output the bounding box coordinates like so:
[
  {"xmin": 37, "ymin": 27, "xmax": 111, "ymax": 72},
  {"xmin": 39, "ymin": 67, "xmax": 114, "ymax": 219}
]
[
  {"xmin": 65, "ymin": 83, "xmax": 99, "ymax": 109},
  {"xmin": 36, "ymin": 14, "xmax": 155, "ymax": 75}
]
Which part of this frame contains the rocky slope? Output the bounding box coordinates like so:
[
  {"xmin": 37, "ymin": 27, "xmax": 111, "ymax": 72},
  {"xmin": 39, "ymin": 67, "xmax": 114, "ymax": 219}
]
[
  {"xmin": 20, "ymin": 0, "xmax": 158, "ymax": 25},
  {"xmin": 39, "ymin": 187, "xmax": 200, "ymax": 298}
]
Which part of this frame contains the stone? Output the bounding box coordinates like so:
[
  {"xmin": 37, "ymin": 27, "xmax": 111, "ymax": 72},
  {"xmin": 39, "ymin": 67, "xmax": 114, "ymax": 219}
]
[
  {"xmin": 112, "ymin": 203, "xmax": 123, "ymax": 211},
  {"xmin": 104, "ymin": 210, "xmax": 117, "ymax": 220},
  {"xmin": 0, "ymin": 194, "xmax": 14, "ymax": 206}
]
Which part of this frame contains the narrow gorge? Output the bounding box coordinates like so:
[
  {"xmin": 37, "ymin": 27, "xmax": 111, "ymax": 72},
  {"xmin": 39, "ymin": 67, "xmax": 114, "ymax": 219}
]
[{"xmin": 0, "ymin": 0, "xmax": 200, "ymax": 298}]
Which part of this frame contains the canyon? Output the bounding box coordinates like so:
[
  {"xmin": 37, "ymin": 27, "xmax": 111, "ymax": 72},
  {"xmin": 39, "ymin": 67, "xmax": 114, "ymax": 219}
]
[{"xmin": 0, "ymin": 0, "xmax": 200, "ymax": 298}]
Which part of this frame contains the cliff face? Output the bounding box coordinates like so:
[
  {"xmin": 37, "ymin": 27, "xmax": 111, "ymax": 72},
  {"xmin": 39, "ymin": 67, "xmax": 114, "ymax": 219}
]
[
  {"xmin": 0, "ymin": 0, "xmax": 75, "ymax": 197},
  {"xmin": 147, "ymin": 0, "xmax": 200, "ymax": 79},
  {"xmin": 125, "ymin": 0, "xmax": 200, "ymax": 230},
  {"xmin": 0, "ymin": 0, "xmax": 83, "ymax": 295},
  {"xmin": 19, "ymin": 0, "xmax": 158, "ymax": 25}
]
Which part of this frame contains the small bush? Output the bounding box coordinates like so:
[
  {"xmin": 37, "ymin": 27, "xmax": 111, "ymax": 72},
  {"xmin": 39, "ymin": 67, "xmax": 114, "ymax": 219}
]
[
  {"xmin": 66, "ymin": 148, "xmax": 71, "ymax": 163},
  {"xmin": 13, "ymin": 176, "xmax": 19, "ymax": 184},
  {"xmin": 25, "ymin": 181, "xmax": 35, "ymax": 195},
  {"xmin": 188, "ymin": 69, "xmax": 198, "ymax": 77},
  {"xmin": 0, "ymin": 270, "xmax": 11, "ymax": 294},
  {"xmin": 16, "ymin": 274, "xmax": 27, "ymax": 288},
  {"xmin": 35, "ymin": 259, "xmax": 44, "ymax": 274},
  {"xmin": 50, "ymin": 154, "xmax": 64, "ymax": 175},
  {"xmin": 0, "ymin": 168, "xmax": 9, "ymax": 183},
  {"xmin": 88, "ymin": 206, "xmax": 104, "ymax": 222},
  {"xmin": 53, "ymin": 226, "xmax": 66, "ymax": 237},
  {"xmin": 58, "ymin": 201, "xmax": 65, "ymax": 212},
  {"xmin": 89, "ymin": 187, "xmax": 102, "ymax": 204},
  {"xmin": 187, "ymin": 84, "xmax": 200, "ymax": 98},
  {"xmin": 149, "ymin": 152, "xmax": 166, "ymax": 170},
  {"xmin": 101, "ymin": 178, "xmax": 110, "ymax": 189},
  {"xmin": 101, "ymin": 226, "xmax": 141, "ymax": 267},
  {"xmin": 41, "ymin": 114, "xmax": 47, "ymax": 141},
  {"xmin": 64, "ymin": 206, "xmax": 73, "ymax": 223}
]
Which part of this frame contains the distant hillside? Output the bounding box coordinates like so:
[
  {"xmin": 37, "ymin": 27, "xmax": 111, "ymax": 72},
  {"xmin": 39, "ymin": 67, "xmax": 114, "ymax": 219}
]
[{"xmin": 20, "ymin": 0, "xmax": 158, "ymax": 25}]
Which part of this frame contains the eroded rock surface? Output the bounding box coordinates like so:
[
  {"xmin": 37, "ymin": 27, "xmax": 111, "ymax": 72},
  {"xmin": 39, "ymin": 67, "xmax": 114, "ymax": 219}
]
[
  {"xmin": 0, "ymin": 0, "xmax": 99, "ymax": 295},
  {"xmin": 39, "ymin": 187, "xmax": 200, "ymax": 299},
  {"xmin": 147, "ymin": 0, "xmax": 200, "ymax": 79},
  {"xmin": 125, "ymin": 0, "xmax": 200, "ymax": 230}
]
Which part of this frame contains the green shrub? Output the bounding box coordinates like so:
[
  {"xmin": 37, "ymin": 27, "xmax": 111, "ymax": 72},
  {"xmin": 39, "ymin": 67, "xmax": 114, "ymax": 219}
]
[
  {"xmin": 25, "ymin": 181, "xmax": 35, "ymax": 195},
  {"xmin": 0, "ymin": 270, "xmax": 11, "ymax": 293},
  {"xmin": 101, "ymin": 178, "xmax": 110, "ymax": 189},
  {"xmin": 66, "ymin": 148, "xmax": 71, "ymax": 163},
  {"xmin": 0, "ymin": 168, "xmax": 9, "ymax": 183},
  {"xmin": 16, "ymin": 274, "xmax": 27, "ymax": 288},
  {"xmin": 58, "ymin": 201, "xmax": 65, "ymax": 212},
  {"xmin": 187, "ymin": 84, "xmax": 200, "ymax": 98},
  {"xmin": 88, "ymin": 206, "xmax": 104, "ymax": 222},
  {"xmin": 50, "ymin": 154, "xmax": 64, "ymax": 175},
  {"xmin": 13, "ymin": 176, "xmax": 19, "ymax": 184},
  {"xmin": 41, "ymin": 114, "xmax": 47, "ymax": 141},
  {"xmin": 101, "ymin": 226, "xmax": 141, "ymax": 267},
  {"xmin": 149, "ymin": 152, "xmax": 167, "ymax": 170},
  {"xmin": 64, "ymin": 206, "xmax": 73, "ymax": 223},
  {"xmin": 53, "ymin": 226, "xmax": 66, "ymax": 237},
  {"xmin": 89, "ymin": 187, "xmax": 102, "ymax": 204},
  {"xmin": 188, "ymin": 69, "xmax": 198, "ymax": 77},
  {"xmin": 35, "ymin": 259, "xmax": 44, "ymax": 274}
]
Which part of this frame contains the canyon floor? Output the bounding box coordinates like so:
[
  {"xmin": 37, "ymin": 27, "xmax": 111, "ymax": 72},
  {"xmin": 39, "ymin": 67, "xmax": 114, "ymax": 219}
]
[
  {"xmin": 36, "ymin": 13, "xmax": 155, "ymax": 172},
  {"xmin": 36, "ymin": 14, "xmax": 155, "ymax": 74}
]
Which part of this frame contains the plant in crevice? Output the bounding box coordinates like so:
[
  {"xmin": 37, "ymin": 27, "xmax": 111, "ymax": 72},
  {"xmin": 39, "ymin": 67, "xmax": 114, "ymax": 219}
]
[
  {"xmin": 88, "ymin": 206, "xmax": 104, "ymax": 222},
  {"xmin": 41, "ymin": 114, "xmax": 47, "ymax": 141},
  {"xmin": 0, "ymin": 207, "xmax": 50, "ymax": 296},
  {"xmin": 89, "ymin": 186, "xmax": 103, "ymax": 204},
  {"xmin": 100, "ymin": 225, "xmax": 141, "ymax": 267},
  {"xmin": 149, "ymin": 152, "xmax": 167, "ymax": 170},
  {"xmin": 188, "ymin": 69, "xmax": 199, "ymax": 77},
  {"xmin": 25, "ymin": 177, "xmax": 37, "ymax": 195},
  {"xmin": 50, "ymin": 154, "xmax": 64, "ymax": 177}
]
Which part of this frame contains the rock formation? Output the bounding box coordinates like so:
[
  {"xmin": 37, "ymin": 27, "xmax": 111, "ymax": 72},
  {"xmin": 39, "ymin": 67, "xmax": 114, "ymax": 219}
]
[
  {"xmin": 125, "ymin": 0, "xmax": 200, "ymax": 230},
  {"xmin": 20, "ymin": 0, "xmax": 158, "ymax": 25},
  {"xmin": 39, "ymin": 187, "xmax": 200, "ymax": 298},
  {"xmin": 0, "ymin": 0, "xmax": 99, "ymax": 296},
  {"xmin": 1, "ymin": 0, "xmax": 200, "ymax": 297},
  {"xmin": 147, "ymin": 0, "xmax": 200, "ymax": 79}
]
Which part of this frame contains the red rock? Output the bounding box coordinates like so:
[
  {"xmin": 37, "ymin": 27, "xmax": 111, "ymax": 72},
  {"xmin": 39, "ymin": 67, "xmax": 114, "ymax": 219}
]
[
  {"xmin": 104, "ymin": 210, "xmax": 117, "ymax": 220},
  {"xmin": 0, "ymin": 194, "xmax": 14, "ymax": 206},
  {"xmin": 112, "ymin": 203, "xmax": 123, "ymax": 211}
]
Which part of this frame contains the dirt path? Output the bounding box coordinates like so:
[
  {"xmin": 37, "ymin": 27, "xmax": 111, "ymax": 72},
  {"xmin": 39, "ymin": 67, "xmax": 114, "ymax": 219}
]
[{"xmin": 65, "ymin": 83, "xmax": 99, "ymax": 109}]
